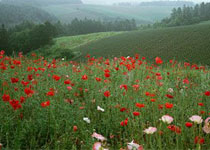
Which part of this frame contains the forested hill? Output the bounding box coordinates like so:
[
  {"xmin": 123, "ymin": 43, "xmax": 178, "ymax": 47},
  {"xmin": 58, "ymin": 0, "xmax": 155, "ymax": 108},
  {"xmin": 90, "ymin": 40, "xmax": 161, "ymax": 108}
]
[
  {"xmin": 1, "ymin": 0, "xmax": 83, "ymax": 6},
  {"xmin": 0, "ymin": 3, "xmax": 57, "ymax": 27}
]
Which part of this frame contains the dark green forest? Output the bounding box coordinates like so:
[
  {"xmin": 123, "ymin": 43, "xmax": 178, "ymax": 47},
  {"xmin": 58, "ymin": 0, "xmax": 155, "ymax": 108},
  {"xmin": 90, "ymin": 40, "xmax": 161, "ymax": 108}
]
[
  {"xmin": 158, "ymin": 2, "xmax": 210, "ymax": 26},
  {"xmin": 0, "ymin": 18, "xmax": 137, "ymax": 55}
]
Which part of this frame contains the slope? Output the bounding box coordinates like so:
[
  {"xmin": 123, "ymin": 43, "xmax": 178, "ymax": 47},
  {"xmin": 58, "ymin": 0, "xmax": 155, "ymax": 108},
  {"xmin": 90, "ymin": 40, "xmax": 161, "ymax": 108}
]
[{"xmin": 72, "ymin": 22, "xmax": 210, "ymax": 65}]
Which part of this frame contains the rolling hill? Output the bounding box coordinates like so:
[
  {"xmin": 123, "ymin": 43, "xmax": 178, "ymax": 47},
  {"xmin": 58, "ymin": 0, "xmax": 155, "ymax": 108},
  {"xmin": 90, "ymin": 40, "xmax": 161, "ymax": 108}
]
[
  {"xmin": 41, "ymin": 4, "xmax": 175, "ymax": 24},
  {"xmin": 39, "ymin": 21, "xmax": 210, "ymax": 65},
  {"xmin": 0, "ymin": 3, "xmax": 57, "ymax": 26}
]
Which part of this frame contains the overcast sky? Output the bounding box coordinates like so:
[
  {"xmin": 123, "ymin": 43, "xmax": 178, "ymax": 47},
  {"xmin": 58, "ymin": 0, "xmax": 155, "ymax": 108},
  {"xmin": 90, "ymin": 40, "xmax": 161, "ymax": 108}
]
[{"xmin": 82, "ymin": 0, "xmax": 210, "ymax": 5}]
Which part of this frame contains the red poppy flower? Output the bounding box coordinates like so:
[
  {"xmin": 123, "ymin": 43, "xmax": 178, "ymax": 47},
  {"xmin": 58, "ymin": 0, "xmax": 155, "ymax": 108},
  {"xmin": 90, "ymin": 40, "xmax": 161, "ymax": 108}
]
[
  {"xmin": 185, "ymin": 122, "xmax": 193, "ymax": 128},
  {"xmin": 133, "ymin": 111, "xmax": 140, "ymax": 116},
  {"xmin": 194, "ymin": 136, "xmax": 205, "ymax": 144},
  {"xmin": 204, "ymin": 91, "xmax": 210, "ymax": 96},
  {"xmin": 73, "ymin": 126, "xmax": 78, "ymax": 132},
  {"xmin": 11, "ymin": 78, "xmax": 19, "ymax": 83},
  {"xmin": 165, "ymin": 102, "xmax": 173, "ymax": 109},
  {"xmin": 46, "ymin": 91, "xmax": 54, "ymax": 96},
  {"xmin": 104, "ymin": 91, "xmax": 110, "ymax": 97},
  {"xmin": 2, "ymin": 94, "xmax": 10, "ymax": 102},
  {"xmin": 24, "ymin": 88, "xmax": 34, "ymax": 96},
  {"xmin": 155, "ymin": 57, "xmax": 163, "ymax": 64},
  {"xmin": 104, "ymin": 72, "xmax": 110, "ymax": 78},
  {"xmin": 41, "ymin": 101, "xmax": 50, "ymax": 107},
  {"xmin": 9, "ymin": 99, "xmax": 22, "ymax": 110},
  {"xmin": 95, "ymin": 77, "xmax": 102, "ymax": 82},
  {"xmin": 166, "ymin": 94, "xmax": 174, "ymax": 99},
  {"xmin": 120, "ymin": 118, "xmax": 128, "ymax": 126},
  {"xmin": 82, "ymin": 74, "xmax": 88, "ymax": 80},
  {"xmin": 136, "ymin": 103, "xmax": 145, "ymax": 108},
  {"xmin": 198, "ymin": 103, "xmax": 204, "ymax": 106},
  {"xmin": 120, "ymin": 107, "xmax": 127, "ymax": 112},
  {"xmin": 52, "ymin": 75, "xmax": 61, "ymax": 81},
  {"xmin": 64, "ymin": 79, "xmax": 71, "ymax": 84}
]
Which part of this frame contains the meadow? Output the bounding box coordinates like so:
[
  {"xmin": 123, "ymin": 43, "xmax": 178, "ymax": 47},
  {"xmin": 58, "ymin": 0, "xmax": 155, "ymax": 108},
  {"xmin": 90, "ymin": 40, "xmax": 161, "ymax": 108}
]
[
  {"xmin": 37, "ymin": 31, "xmax": 124, "ymax": 59},
  {"xmin": 0, "ymin": 50, "xmax": 209, "ymax": 149}
]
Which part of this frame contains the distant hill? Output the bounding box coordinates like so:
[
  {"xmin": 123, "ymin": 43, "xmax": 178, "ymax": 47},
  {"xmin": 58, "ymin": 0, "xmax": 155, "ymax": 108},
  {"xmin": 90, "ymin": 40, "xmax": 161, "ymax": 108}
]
[
  {"xmin": 1, "ymin": 0, "xmax": 83, "ymax": 6},
  {"xmin": 0, "ymin": 3, "xmax": 57, "ymax": 26},
  {"xmin": 140, "ymin": 1, "xmax": 194, "ymax": 7}
]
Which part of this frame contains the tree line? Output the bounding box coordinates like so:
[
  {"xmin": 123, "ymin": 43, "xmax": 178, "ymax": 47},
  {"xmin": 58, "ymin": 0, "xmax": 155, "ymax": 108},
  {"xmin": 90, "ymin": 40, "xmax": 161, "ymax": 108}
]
[
  {"xmin": 0, "ymin": 18, "xmax": 137, "ymax": 55},
  {"xmin": 156, "ymin": 2, "xmax": 210, "ymax": 27}
]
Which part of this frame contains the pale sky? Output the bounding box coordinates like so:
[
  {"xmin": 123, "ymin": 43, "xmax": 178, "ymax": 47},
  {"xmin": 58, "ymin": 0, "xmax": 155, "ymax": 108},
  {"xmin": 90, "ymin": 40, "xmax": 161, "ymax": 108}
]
[{"xmin": 82, "ymin": 0, "xmax": 210, "ymax": 5}]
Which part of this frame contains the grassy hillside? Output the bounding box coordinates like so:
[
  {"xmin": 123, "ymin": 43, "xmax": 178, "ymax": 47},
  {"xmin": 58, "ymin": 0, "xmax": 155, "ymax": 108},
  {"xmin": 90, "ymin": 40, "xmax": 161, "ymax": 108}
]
[
  {"xmin": 0, "ymin": 3, "xmax": 57, "ymax": 26},
  {"xmin": 69, "ymin": 22, "xmax": 210, "ymax": 65},
  {"xmin": 37, "ymin": 31, "xmax": 123, "ymax": 59},
  {"xmin": 42, "ymin": 4, "xmax": 174, "ymax": 24}
]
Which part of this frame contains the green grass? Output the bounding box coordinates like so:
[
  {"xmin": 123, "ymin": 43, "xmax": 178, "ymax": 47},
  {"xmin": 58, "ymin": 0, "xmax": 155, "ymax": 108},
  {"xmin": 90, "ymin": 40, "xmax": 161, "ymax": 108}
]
[
  {"xmin": 37, "ymin": 31, "xmax": 123, "ymax": 59},
  {"xmin": 70, "ymin": 22, "xmax": 210, "ymax": 65},
  {"xmin": 41, "ymin": 4, "xmax": 174, "ymax": 24}
]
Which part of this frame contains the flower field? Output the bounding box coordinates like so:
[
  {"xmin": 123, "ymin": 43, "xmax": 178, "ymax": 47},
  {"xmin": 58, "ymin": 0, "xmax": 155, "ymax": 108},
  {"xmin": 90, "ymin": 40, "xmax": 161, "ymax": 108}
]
[{"xmin": 0, "ymin": 50, "xmax": 209, "ymax": 150}]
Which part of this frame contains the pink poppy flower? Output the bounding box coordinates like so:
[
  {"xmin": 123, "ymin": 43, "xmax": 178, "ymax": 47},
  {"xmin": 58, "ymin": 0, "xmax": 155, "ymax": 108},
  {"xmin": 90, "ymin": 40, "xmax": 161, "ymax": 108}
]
[
  {"xmin": 189, "ymin": 115, "xmax": 203, "ymax": 124},
  {"xmin": 143, "ymin": 127, "xmax": 157, "ymax": 134},
  {"xmin": 92, "ymin": 132, "xmax": 107, "ymax": 141}
]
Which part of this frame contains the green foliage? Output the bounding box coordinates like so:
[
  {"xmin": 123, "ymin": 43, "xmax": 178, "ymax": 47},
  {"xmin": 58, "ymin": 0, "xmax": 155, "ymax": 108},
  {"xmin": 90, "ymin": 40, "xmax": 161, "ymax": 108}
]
[
  {"xmin": 160, "ymin": 2, "xmax": 210, "ymax": 27},
  {"xmin": 0, "ymin": 24, "xmax": 9, "ymax": 54}
]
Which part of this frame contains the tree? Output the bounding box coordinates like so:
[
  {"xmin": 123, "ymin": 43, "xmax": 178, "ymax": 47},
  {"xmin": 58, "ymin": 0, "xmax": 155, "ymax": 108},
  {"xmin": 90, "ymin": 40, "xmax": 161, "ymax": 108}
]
[{"xmin": 0, "ymin": 24, "xmax": 9, "ymax": 54}]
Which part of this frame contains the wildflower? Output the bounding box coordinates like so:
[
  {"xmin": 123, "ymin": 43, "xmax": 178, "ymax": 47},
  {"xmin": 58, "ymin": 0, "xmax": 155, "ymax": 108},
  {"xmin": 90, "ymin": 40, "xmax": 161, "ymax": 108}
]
[
  {"xmin": 204, "ymin": 91, "xmax": 210, "ymax": 96},
  {"xmin": 168, "ymin": 88, "xmax": 174, "ymax": 93},
  {"xmin": 92, "ymin": 132, "xmax": 107, "ymax": 141},
  {"xmin": 104, "ymin": 91, "xmax": 111, "ymax": 97},
  {"xmin": 2, "ymin": 94, "xmax": 10, "ymax": 102},
  {"xmin": 127, "ymin": 140, "xmax": 143, "ymax": 150},
  {"xmin": 97, "ymin": 106, "xmax": 105, "ymax": 112},
  {"xmin": 189, "ymin": 115, "xmax": 203, "ymax": 124},
  {"xmin": 160, "ymin": 115, "xmax": 173, "ymax": 124},
  {"xmin": 64, "ymin": 79, "xmax": 71, "ymax": 84},
  {"xmin": 52, "ymin": 75, "xmax": 61, "ymax": 81},
  {"xmin": 167, "ymin": 125, "xmax": 181, "ymax": 134},
  {"xmin": 41, "ymin": 101, "xmax": 50, "ymax": 108},
  {"xmin": 143, "ymin": 127, "xmax": 157, "ymax": 134},
  {"xmin": 165, "ymin": 102, "xmax": 173, "ymax": 109},
  {"xmin": 93, "ymin": 142, "xmax": 108, "ymax": 150},
  {"xmin": 133, "ymin": 112, "xmax": 140, "ymax": 116},
  {"xmin": 120, "ymin": 118, "xmax": 128, "ymax": 126},
  {"xmin": 203, "ymin": 117, "xmax": 210, "ymax": 134},
  {"xmin": 185, "ymin": 122, "xmax": 193, "ymax": 128},
  {"xmin": 166, "ymin": 94, "xmax": 174, "ymax": 99},
  {"xmin": 24, "ymin": 88, "xmax": 34, "ymax": 96},
  {"xmin": 11, "ymin": 78, "xmax": 19, "ymax": 83},
  {"xmin": 82, "ymin": 74, "xmax": 88, "ymax": 80},
  {"xmin": 136, "ymin": 103, "xmax": 145, "ymax": 108},
  {"xmin": 9, "ymin": 99, "xmax": 22, "ymax": 110},
  {"xmin": 73, "ymin": 126, "xmax": 78, "ymax": 132},
  {"xmin": 155, "ymin": 57, "xmax": 163, "ymax": 64},
  {"xmin": 194, "ymin": 136, "xmax": 205, "ymax": 144},
  {"xmin": 83, "ymin": 117, "xmax": 90, "ymax": 123},
  {"xmin": 67, "ymin": 86, "xmax": 72, "ymax": 91}
]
